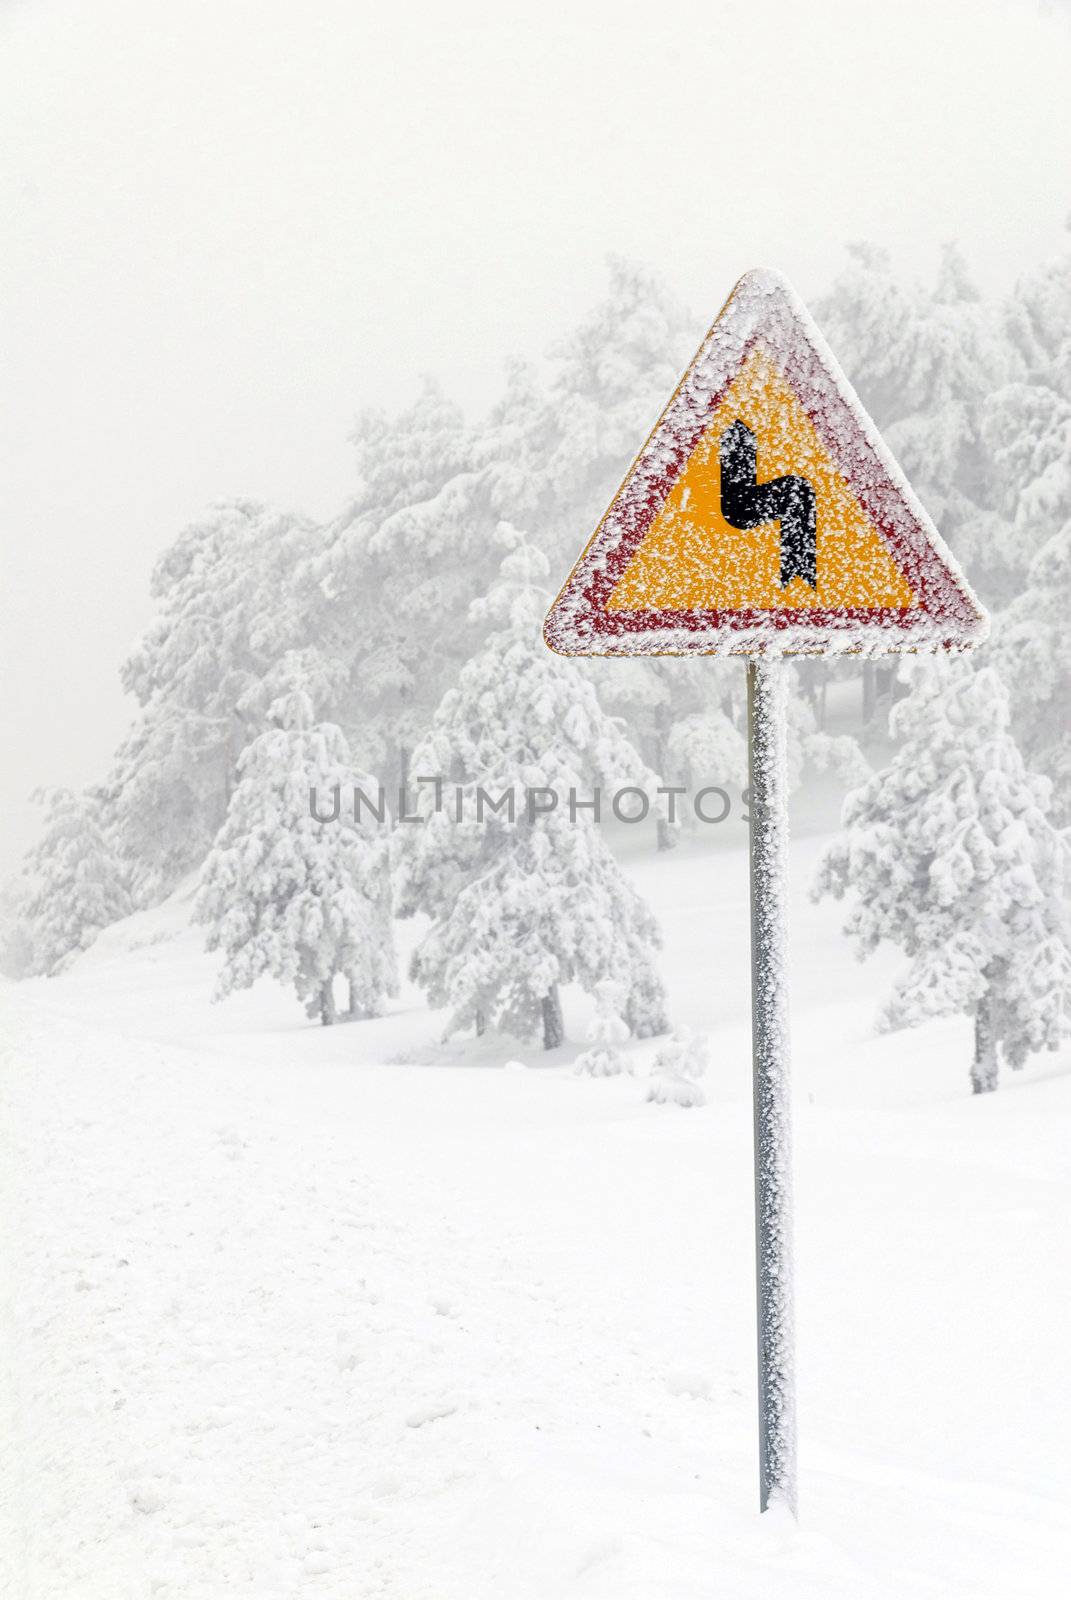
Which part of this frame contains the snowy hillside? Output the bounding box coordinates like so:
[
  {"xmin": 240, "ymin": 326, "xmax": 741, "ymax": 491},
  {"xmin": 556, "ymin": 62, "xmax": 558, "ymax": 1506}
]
[{"xmin": 4, "ymin": 829, "xmax": 1070, "ymax": 1599}]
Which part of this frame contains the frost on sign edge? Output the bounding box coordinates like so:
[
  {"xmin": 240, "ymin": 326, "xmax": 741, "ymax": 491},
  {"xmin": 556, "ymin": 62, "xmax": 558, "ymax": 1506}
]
[{"xmin": 543, "ymin": 268, "xmax": 989, "ymax": 660}]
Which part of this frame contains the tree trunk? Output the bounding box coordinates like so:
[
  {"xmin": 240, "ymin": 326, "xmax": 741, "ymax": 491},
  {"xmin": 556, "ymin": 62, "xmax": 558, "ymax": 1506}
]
[
  {"xmin": 654, "ymin": 703, "xmax": 677, "ymax": 852},
  {"xmin": 862, "ymin": 661, "xmax": 877, "ymax": 725},
  {"xmin": 656, "ymin": 815, "xmax": 677, "ymax": 852},
  {"xmin": 800, "ymin": 667, "xmax": 819, "ymax": 724},
  {"xmin": 971, "ymin": 986, "xmax": 998, "ymax": 1095},
  {"xmin": 475, "ymin": 1008, "xmax": 486, "ymax": 1037},
  {"xmin": 877, "ymin": 664, "xmax": 894, "ymax": 716},
  {"xmin": 346, "ymin": 975, "xmax": 361, "ymax": 1020},
  {"xmin": 319, "ymin": 982, "xmax": 337, "ymax": 1027},
  {"xmin": 541, "ymin": 985, "xmax": 564, "ymax": 1051},
  {"xmin": 224, "ymin": 712, "xmax": 238, "ymax": 808}
]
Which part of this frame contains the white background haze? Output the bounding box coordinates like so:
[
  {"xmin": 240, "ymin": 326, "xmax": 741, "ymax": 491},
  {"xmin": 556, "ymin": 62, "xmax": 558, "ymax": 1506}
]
[{"xmin": 2, "ymin": 0, "xmax": 1069, "ymax": 873}]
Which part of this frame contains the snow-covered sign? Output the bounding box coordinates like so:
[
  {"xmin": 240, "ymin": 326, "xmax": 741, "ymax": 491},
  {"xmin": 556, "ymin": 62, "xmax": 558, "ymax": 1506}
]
[
  {"xmin": 544, "ymin": 268, "xmax": 992, "ymax": 1519},
  {"xmin": 543, "ymin": 268, "xmax": 988, "ymax": 658}
]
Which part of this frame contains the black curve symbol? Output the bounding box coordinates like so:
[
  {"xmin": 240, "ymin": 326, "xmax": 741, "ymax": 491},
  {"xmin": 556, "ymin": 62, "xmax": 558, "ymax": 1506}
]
[{"xmin": 718, "ymin": 420, "xmax": 817, "ymax": 588}]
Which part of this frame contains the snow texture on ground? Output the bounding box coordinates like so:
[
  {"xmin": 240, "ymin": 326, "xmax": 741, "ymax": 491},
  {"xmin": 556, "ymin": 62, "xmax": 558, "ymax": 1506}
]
[{"xmin": 3, "ymin": 833, "xmax": 1071, "ymax": 1598}]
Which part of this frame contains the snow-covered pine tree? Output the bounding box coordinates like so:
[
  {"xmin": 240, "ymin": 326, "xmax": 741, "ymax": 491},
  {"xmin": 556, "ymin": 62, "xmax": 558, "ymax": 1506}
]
[
  {"xmin": 109, "ymin": 499, "xmax": 316, "ymax": 902},
  {"xmin": 394, "ymin": 526, "xmax": 670, "ymax": 1050},
  {"xmin": 815, "ymin": 243, "xmax": 928, "ymax": 430},
  {"xmin": 980, "ymin": 281, "xmax": 1071, "ymax": 819},
  {"xmin": 815, "ymin": 662, "xmax": 1071, "ymax": 1094},
  {"xmin": 573, "ymin": 979, "xmax": 630, "ymax": 1077},
  {"xmin": 817, "ymin": 243, "xmax": 1020, "ymax": 722},
  {"xmin": 1004, "ymin": 225, "xmax": 1071, "ymax": 393},
  {"xmin": 21, "ymin": 787, "xmax": 131, "ymax": 975},
  {"xmin": 874, "ymin": 245, "xmax": 1017, "ymax": 562},
  {"xmin": 884, "ymin": 246, "xmax": 1027, "ymax": 621},
  {"xmin": 542, "ymin": 257, "xmax": 697, "ymax": 571},
  {"xmin": 310, "ymin": 381, "xmax": 476, "ymax": 788},
  {"xmin": 775, "ymin": 663, "xmax": 870, "ymax": 793},
  {"xmin": 646, "ymin": 1027, "xmax": 710, "ymax": 1108},
  {"xmin": 601, "ymin": 657, "xmax": 746, "ymax": 851},
  {"xmin": 0, "ymin": 879, "xmax": 34, "ymax": 979},
  {"xmin": 194, "ymin": 688, "xmax": 396, "ymax": 1025},
  {"xmin": 992, "ymin": 518, "xmax": 1071, "ymax": 824},
  {"xmin": 975, "ymin": 380, "xmax": 1071, "ymax": 610}
]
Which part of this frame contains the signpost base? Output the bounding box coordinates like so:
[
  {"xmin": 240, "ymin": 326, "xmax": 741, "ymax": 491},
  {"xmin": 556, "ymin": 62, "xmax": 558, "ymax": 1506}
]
[{"xmin": 746, "ymin": 659, "xmax": 798, "ymax": 1515}]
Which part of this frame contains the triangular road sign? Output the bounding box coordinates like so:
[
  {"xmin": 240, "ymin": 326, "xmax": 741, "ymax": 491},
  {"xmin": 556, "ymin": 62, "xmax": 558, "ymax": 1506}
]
[{"xmin": 544, "ymin": 269, "xmax": 988, "ymax": 657}]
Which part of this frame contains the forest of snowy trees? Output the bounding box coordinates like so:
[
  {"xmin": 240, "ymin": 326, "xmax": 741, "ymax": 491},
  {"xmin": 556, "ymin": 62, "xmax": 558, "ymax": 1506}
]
[{"xmin": 7, "ymin": 241, "xmax": 1071, "ymax": 1092}]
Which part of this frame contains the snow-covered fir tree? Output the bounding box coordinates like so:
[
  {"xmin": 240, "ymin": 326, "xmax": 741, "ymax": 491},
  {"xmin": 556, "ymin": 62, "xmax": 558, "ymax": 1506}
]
[
  {"xmin": 38, "ymin": 242, "xmax": 1064, "ymax": 1010},
  {"xmin": 817, "ymin": 243, "xmax": 1021, "ymax": 721},
  {"xmin": 783, "ymin": 666, "xmax": 872, "ymax": 792},
  {"xmin": 1005, "ymin": 225, "xmax": 1071, "ymax": 391},
  {"xmin": 982, "ymin": 246, "xmax": 1071, "ymax": 809},
  {"xmin": 310, "ymin": 262, "xmax": 697, "ymax": 805},
  {"xmin": 573, "ymin": 979, "xmax": 630, "ymax": 1077},
  {"xmin": 976, "ymin": 380, "xmax": 1071, "ymax": 609},
  {"xmin": 309, "ymin": 382, "xmax": 477, "ymax": 786},
  {"xmin": 195, "ymin": 687, "xmax": 396, "ymax": 1025},
  {"xmin": 815, "ymin": 662, "xmax": 1071, "ymax": 1094},
  {"xmin": 394, "ymin": 526, "xmax": 670, "ymax": 1050},
  {"xmin": 108, "ymin": 499, "xmax": 316, "ymax": 902},
  {"xmin": 992, "ymin": 518, "xmax": 1071, "ymax": 823},
  {"xmin": 893, "ymin": 243, "xmax": 1016, "ymax": 605},
  {"xmin": 542, "ymin": 257, "xmax": 697, "ymax": 572},
  {"xmin": 600, "ymin": 657, "xmax": 744, "ymax": 851},
  {"xmin": 872, "ymin": 246, "xmax": 1016, "ymax": 583},
  {"xmin": 646, "ymin": 1028, "xmax": 710, "ymax": 1108},
  {"xmin": 21, "ymin": 787, "xmax": 131, "ymax": 976},
  {"xmin": 815, "ymin": 243, "xmax": 929, "ymax": 430},
  {"xmin": 0, "ymin": 879, "xmax": 34, "ymax": 979}
]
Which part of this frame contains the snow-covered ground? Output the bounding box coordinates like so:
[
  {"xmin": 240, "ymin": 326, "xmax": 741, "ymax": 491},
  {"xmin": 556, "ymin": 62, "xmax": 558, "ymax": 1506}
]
[{"xmin": 3, "ymin": 826, "xmax": 1070, "ymax": 1599}]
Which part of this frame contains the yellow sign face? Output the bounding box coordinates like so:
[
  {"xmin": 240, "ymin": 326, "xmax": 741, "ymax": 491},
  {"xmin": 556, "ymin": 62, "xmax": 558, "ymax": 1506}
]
[
  {"xmin": 606, "ymin": 348, "xmax": 915, "ymax": 614},
  {"xmin": 543, "ymin": 269, "xmax": 988, "ymax": 658}
]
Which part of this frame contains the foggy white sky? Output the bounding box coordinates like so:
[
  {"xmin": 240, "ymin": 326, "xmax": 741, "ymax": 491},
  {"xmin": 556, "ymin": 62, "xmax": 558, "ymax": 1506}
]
[{"xmin": 2, "ymin": 0, "xmax": 1069, "ymax": 877}]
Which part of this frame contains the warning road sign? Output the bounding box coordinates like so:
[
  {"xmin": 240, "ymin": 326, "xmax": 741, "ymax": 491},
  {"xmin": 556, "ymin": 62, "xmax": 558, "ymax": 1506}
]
[
  {"xmin": 543, "ymin": 267, "xmax": 990, "ymax": 1516},
  {"xmin": 543, "ymin": 269, "xmax": 987, "ymax": 657}
]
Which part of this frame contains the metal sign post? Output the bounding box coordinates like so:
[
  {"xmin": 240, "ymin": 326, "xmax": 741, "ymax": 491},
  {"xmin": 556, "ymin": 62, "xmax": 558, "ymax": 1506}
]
[{"xmin": 746, "ymin": 659, "xmax": 796, "ymax": 1514}]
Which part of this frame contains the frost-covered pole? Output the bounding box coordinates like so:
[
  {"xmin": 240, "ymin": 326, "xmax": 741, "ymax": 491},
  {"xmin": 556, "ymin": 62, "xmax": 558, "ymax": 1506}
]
[{"xmin": 746, "ymin": 658, "xmax": 797, "ymax": 1516}]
